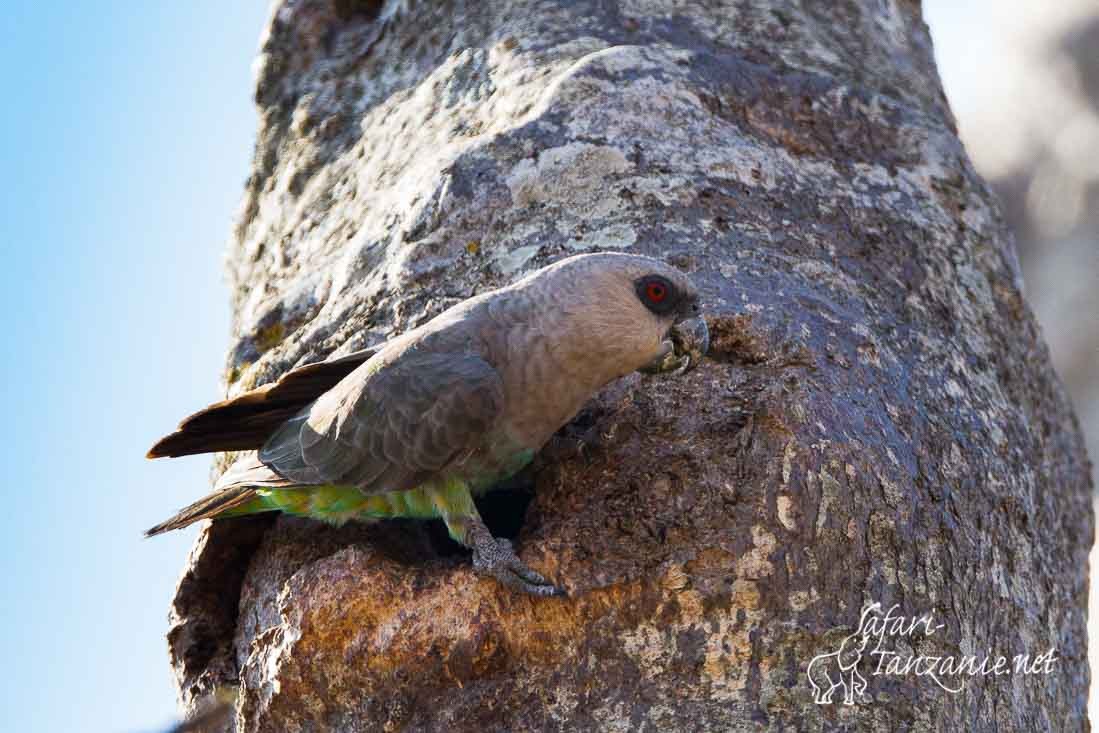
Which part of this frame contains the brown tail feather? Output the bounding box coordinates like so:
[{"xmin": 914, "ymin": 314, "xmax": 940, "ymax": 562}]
[
  {"xmin": 144, "ymin": 486, "xmax": 258, "ymax": 537},
  {"xmin": 146, "ymin": 347, "xmax": 376, "ymax": 459}
]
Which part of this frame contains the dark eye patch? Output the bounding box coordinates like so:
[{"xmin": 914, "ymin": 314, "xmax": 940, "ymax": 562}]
[{"xmin": 635, "ymin": 274, "xmax": 679, "ymax": 316}]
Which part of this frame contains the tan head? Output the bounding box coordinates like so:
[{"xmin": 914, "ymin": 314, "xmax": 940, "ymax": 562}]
[{"xmin": 514, "ymin": 252, "xmax": 709, "ymax": 381}]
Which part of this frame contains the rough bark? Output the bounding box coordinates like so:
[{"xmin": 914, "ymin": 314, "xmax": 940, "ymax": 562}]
[{"xmin": 164, "ymin": 1, "xmax": 1093, "ymax": 731}]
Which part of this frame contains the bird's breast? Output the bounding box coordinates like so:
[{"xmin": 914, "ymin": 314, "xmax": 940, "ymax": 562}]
[{"xmin": 494, "ymin": 326, "xmax": 606, "ymax": 452}]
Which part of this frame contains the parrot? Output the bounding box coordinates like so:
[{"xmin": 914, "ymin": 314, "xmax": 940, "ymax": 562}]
[{"xmin": 145, "ymin": 251, "xmax": 709, "ymax": 596}]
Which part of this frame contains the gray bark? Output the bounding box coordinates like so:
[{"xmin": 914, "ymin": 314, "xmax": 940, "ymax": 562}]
[{"xmin": 164, "ymin": 1, "xmax": 1093, "ymax": 731}]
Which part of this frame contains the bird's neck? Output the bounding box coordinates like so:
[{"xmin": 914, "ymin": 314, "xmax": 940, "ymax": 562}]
[{"xmin": 489, "ymin": 288, "xmax": 661, "ymax": 449}]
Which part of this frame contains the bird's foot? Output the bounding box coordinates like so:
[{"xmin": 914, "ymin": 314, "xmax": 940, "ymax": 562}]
[{"xmin": 471, "ymin": 535, "xmax": 565, "ymax": 597}]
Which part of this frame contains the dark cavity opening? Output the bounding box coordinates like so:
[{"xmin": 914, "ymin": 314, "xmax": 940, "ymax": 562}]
[{"xmin": 425, "ymin": 473, "xmax": 537, "ymax": 557}]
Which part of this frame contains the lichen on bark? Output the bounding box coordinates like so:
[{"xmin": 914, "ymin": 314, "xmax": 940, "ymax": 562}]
[{"xmin": 165, "ymin": 1, "xmax": 1093, "ymax": 731}]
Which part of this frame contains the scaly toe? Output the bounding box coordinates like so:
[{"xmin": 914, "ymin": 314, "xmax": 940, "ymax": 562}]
[
  {"xmin": 501, "ymin": 557, "xmax": 566, "ymax": 597},
  {"xmin": 473, "ymin": 537, "xmax": 564, "ymax": 597}
]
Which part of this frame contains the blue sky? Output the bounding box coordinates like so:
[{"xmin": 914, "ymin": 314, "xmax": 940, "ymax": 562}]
[
  {"xmin": 0, "ymin": 2, "xmax": 267, "ymax": 731},
  {"xmin": 0, "ymin": 2, "xmax": 1088, "ymax": 732}
]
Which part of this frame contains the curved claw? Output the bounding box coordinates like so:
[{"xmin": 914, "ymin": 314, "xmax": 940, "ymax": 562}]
[
  {"xmin": 640, "ymin": 315, "xmax": 710, "ymax": 375},
  {"xmin": 472, "ymin": 537, "xmax": 565, "ymax": 597},
  {"xmin": 669, "ymin": 315, "xmax": 710, "ymax": 371}
]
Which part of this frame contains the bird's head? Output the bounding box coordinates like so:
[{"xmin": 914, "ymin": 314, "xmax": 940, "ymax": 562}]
[{"xmin": 524, "ymin": 252, "xmax": 709, "ymax": 378}]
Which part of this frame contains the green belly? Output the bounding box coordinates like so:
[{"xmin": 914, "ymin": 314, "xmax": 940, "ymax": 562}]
[{"xmin": 232, "ymin": 447, "xmax": 536, "ymax": 525}]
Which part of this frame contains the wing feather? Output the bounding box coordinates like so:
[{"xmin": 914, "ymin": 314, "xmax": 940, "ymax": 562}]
[
  {"xmin": 258, "ymin": 352, "xmax": 504, "ymax": 495},
  {"xmin": 146, "ymin": 347, "xmax": 376, "ymax": 458}
]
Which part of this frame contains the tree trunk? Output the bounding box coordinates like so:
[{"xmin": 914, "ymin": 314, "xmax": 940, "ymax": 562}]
[{"xmin": 165, "ymin": 1, "xmax": 1093, "ymax": 730}]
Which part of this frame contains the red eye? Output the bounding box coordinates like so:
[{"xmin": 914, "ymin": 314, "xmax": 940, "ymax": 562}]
[{"xmin": 635, "ymin": 275, "xmax": 676, "ymax": 314}]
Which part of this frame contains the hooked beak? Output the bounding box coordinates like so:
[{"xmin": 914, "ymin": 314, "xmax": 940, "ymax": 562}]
[{"xmin": 640, "ymin": 315, "xmax": 710, "ymax": 376}]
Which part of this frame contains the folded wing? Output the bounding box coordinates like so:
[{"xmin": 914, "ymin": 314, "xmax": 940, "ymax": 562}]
[
  {"xmin": 146, "ymin": 347, "xmax": 377, "ymax": 458},
  {"xmin": 259, "ymin": 352, "xmax": 505, "ymax": 495}
]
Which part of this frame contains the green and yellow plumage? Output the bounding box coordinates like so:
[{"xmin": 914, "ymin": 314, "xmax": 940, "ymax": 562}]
[
  {"xmin": 146, "ymin": 252, "xmax": 709, "ymax": 595},
  {"xmin": 219, "ymin": 449, "xmax": 533, "ymax": 543}
]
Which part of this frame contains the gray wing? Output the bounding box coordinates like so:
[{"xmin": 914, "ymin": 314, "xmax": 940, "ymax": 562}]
[
  {"xmin": 147, "ymin": 346, "xmax": 378, "ymax": 458},
  {"xmin": 258, "ymin": 351, "xmax": 505, "ymax": 493}
]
